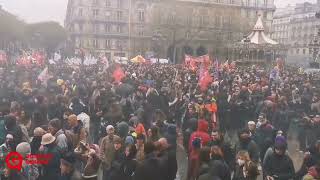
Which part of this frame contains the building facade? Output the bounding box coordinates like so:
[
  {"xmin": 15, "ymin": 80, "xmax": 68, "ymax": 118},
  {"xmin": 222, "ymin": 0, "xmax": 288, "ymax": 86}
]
[
  {"xmin": 65, "ymin": 0, "xmax": 276, "ymax": 62},
  {"xmin": 271, "ymin": 2, "xmax": 320, "ymax": 63}
]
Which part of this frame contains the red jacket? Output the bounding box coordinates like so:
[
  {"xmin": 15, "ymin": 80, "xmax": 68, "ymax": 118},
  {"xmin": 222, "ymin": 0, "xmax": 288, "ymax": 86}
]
[{"xmin": 189, "ymin": 119, "xmax": 210, "ymax": 152}]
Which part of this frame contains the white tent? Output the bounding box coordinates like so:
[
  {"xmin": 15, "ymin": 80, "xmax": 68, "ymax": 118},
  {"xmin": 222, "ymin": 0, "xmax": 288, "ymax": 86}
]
[{"xmin": 241, "ymin": 16, "xmax": 278, "ymax": 45}]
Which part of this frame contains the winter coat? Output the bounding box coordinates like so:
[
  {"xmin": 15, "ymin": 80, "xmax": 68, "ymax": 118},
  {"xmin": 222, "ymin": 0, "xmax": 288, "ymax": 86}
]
[
  {"xmin": 232, "ymin": 162, "xmax": 258, "ymax": 180},
  {"xmin": 158, "ymin": 147, "xmax": 177, "ymax": 180},
  {"xmin": 42, "ymin": 144, "xmax": 61, "ymax": 180},
  {"xmin": 187, "ymin": 149, "xmax": 200, "ymax": 180},
  {"xmin": 109, "ymin": 150, "xmax": 126, "ymax": 180},
  {"xmin": 117, "ymin": 121, "xmax": 129, "ymax": 139},
  {"xmin": 99, "ymin": 135, "xmax": 120, "ymax": 170},
  {"xmin": 133, "ymin": 153, "xmax": 164, "ymax": 180},
  {"xmin": 119, "ymin": 158, "xmax": 138, "ymax": 180},
  {"xmin": 208, "ymin": 159, "xmax": 231, "ymax": 180},
  {"xmin": 263, "ymin": 152, "xmax": 295, "ymax": 180},
  {"xmin": 189, "ymin": 120, "xmax": 210, "ymax": 152},
  {"xmin": 235, "ymin": 138, "xmax": 259, "ymax": 163},
  {"xmin": 59, "ymin": 169, "xmax": 82, "ymax": 180},
  {"xmin": 53, "ymin": 129, "xmax": 68, "ymax": 152},
  {"xmin": 30, "ymin": 136, "xmax": 42, "ymax": 154}
]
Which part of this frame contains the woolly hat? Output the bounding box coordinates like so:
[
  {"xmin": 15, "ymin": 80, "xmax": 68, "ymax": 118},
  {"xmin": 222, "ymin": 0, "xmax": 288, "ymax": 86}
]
[
  {"xmin": 274, "ymin": 135, "xmax": 287, "ymax": 150},
  {"xmin": 125, "ymin": 136, "xmax": 134, "ymax": 145},
  {"xmin": 16, "ymin": 142, "xmax": 31, "ymax": 157},
  {"xmin": 192, "ymin": 138, "xmax": 201, "ymax": 149}
]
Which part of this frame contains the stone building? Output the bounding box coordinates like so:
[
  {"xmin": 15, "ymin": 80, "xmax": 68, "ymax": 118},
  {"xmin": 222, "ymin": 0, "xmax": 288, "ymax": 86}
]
[
  {"xmin": 65, "ymin": 0, "xmax": 276, "ymax": 62},
  {"xmin": 271, "ymin": 2, "xmax": 320, "ymax": 63}
]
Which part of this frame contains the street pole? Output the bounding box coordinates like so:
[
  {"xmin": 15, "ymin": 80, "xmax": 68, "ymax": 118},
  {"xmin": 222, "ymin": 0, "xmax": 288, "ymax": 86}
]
[
  {"xmin": 128, "ymin": 0, "xmax": 132, "ymax": 59},
  {"xmin": 172, "ymin": 30, "xmax": 176, "ymax": 64}
]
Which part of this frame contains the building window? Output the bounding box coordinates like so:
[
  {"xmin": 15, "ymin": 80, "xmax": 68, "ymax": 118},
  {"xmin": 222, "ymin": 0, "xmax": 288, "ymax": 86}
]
[
  {"xmin": 116, "ymin": 40, "xmax": 122, "ymax": 49},
  {"xmin": 117, "ymin": 25, "xmax": 122, "ymax": 33},
  {"xmin": 296, "ymin": 49, "xmax": 300, "ymax": 54},
  {"xmin": 247, "ymin": 0, "xmax": 250, "ymax": 6},
  {"xmin": 264, "ymin": 0, "xmax": 267, "ymax": 6},
  {"xmin": 138, "ymin": 28, "xmax": 144, "ymax": 36},
  {"xmin": 230, "ymin": 0, "xmax": 234, "ymax": 4},
  {"xmin": 117, "ymin": 11, "xmax": 122, "ymax": 21},
  {"xmin": 93, "ymin": 39, "xmax": 98, "ymax": 48},
  {"xmin": 105, "ymin": 39, "xmax": 111, "ymax": 48},
  {"xmin": 93, "ymin": 24, "xmax": 99, "ymax": 33},
  {"xmin": 93, "ymin": 9, "xmax": 99, "ymax": 17},
  {"xmin": 79, "ymin": 23, "xmax": 83, "ymax": 32},
  {"xmin": 216, "ymin": 0, "xmax": 221, "ymax": 3},
  {"xmin": 105, "ymin": 24, "xmax": 111, "ymax": 32},
  {"xmin": 93, "ymin": 0, "xmax": 98, "ymax": 4},
  {"xmin": 106, "ymin": 0, "xmax": 111, "ymax": 7},
  {"xmin": 78, "ymin": 8, "xmax": 83, "ymax": 16},
  {"xmin": 246, "ymin": 10, "xmax": 250, "ymax": 18},
  {"xmin": 303, "ymin": 49, "xmax": 306, "ymax": 54},
  {"xmin": 117, "ymin": 0, "xmax": 122, "ymax": 8},
  {"xmin": 138, "ymin": 11, "xmax": 145, "ymax": 22},
  {"xmin": 263, "ymin": 12, "xmax": 267, "ymax": 18}
]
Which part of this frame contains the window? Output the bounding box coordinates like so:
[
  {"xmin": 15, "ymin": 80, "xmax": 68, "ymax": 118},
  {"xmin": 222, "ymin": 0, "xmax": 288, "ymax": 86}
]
[
  {"xmin": 117, "ymin": 11, "xmax": 122, "ymax": 20},
  {"xmin": 296, "ymin": 49, "xmax": 300, "ymax": 54},
  {"xmin": 105, "ymin": 24, "xmax": 111, "ymax": 32},
  {"xmin": 116, "ymin": 40, "xmax": 122, "ymax": 49},
  {"xmin": 187, "ymin": 16, "xmax": 192, "ymax": 26},
  {"xmin": 78, "ymin": 8, "xmax": 83, "ymax": 16},
  {"xmin": 230, "ymin": 0, "xmax": 234, "ymax": 4},
  {"xmin": 247, "ymin": 0, "xmax": 250, "ymax": 6},
  {"xmin": 264, "ymin": 0, "xmax": 267, "ymax": 6},
  {"xmin": 138, "ymin": 11, "xmax": 145, "ymax": 22},
  {"xmin": 93, "ymin": 9, "xmax": 99, "ymax": 17},
  {"xmin": 79, "ymin": 23, "xmax": 83, "ymax": 32},
  {"xmin": 246, "ymin": 10, "xmax": 250, "ymax": 18},
  {"xmin": 117, "ymin": 0, "xmax": 122, "ymax": 8},
  {"xmin": 105, "ymin": 39, "xmax": 111, "ymax": 48},
  {"xmin": 93, "ymin": 39, "xmax": 98, "ymax": 48},
  {"xmin": 93, "ymin": 0, "xmax": 98, "ymax": 4},
  {"xmin": 138, "ymin": 29, "xmax": 144, "ymax": 36},
  {"xmin": 93, "ymin": 24, "xmax": 99, "ymax": 33},
  {"xmin": 70, "ymin": 23, "xmax": 75, "ymax": 32},
  {"xmin": 117, "ymin": 25, "xmax": 122, "ymax": 33},
  {"xmin": 263, "ymin": 12, "xmax": 267, "ymax": 18},
  {"xmin": 106, "ymin": 0, "xmax": 111, "ymax": 7},
  {"xmin": 303, "ymin": 49, "xmax": 306, "ymax": 54}
]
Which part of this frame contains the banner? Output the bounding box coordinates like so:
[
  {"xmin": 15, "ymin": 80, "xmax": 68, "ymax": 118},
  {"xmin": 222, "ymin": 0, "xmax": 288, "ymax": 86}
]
[
  {"xmin": 185, "ymin": 54, "xmax": 211, "ymax": 70},
  {"xmin": 0, "ymin": 51, "xmax": 7, "ymax": 65}
]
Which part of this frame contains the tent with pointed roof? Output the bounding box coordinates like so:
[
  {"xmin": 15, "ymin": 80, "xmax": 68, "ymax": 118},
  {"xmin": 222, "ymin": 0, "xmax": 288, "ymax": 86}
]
[
  {"xmin": 230, "ymin": 15, "xmax": 286, "ymax": 64},
  {"xmin": 241, "ymin": 16, "xmax": 278, "ymax": 45}
]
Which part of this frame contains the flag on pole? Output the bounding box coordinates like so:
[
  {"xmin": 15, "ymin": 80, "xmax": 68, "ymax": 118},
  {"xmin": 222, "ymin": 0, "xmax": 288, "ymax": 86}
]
[
  {"xmin": 0, "ymin": 51, "xmax": 7, "ymax": 65},
  {"xmin": 112, "ymin": 66, "xmax": 125, "ymax": 83},
  {"xmin": 38, "ymin": 67, "xmax": 51, "ymax": 86}
]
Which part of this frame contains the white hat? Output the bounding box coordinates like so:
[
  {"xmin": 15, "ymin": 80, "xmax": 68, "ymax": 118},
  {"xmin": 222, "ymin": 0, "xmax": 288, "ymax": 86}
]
[
  {"xmin": 41, "ymin": 133, "xmax": 56, "ymax": 145},
  {"xmin": 106, "ymin": 125, "xmax": 114, "ymax": 132},
  {"xmin": 6, "ymin": 134, "xmax": 13, "ymax": 139},
  {"xmin": 16, "ymin": 142, "xmax": 31, "ymax": 157},
  {"xmin": 248, "ymin": 121, "xmax": 256, "ymax": 125}
]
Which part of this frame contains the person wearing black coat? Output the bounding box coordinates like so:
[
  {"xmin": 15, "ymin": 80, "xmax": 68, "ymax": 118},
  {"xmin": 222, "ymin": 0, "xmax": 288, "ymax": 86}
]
[
  {"xmin": 235, "ymin": 129, "xmax": 260, "ymax": 164},
  {"xmin": 4, "ymin": 115, "xmax": 23, "ymax": 145},
  {"xmin": 263, "ymin": 139, "xmax": 295, "ymax": 180},
  {"xmin": 157, "ymin": 138, "xmax": 177, "ymax": 180},
  {"xmin": 119, "ymin": 144, "xmax": 138, "ymax": 180},
  {"xmin": 133, "ymin": 142, "xmax": 163, "ymax": 180}
]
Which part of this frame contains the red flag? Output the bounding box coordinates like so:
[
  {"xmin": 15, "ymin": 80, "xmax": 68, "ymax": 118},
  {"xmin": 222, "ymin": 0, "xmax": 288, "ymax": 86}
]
[
  {"xmin": 32, "ymin": 52, "xmax": 45, "ymax": 65},
  {"xmin": 112, "ymin": 66, "xmax": 125, "ymax": 82},
  {"xmin": 0, "ymin": 51, "xmax": 7, "ymax": 65},
  {"xmin": 199, "ymin": 70, "xmax": 213, "ymax": 91}
]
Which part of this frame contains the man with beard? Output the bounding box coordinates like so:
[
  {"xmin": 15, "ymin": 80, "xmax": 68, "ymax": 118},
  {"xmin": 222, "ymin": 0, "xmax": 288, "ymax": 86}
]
[
  {"xmin": 235, "ymin": 129, "xmax": 259, "ymax": 164},
  {"xmin": 263, "ymin": 137, "xmax": 295, "ymax": 180},
  {"xmin": 0, "ymin": 134, "xmax": 15, "ymax": 178},
  {"xmin": 208, "ymin": 129, "xmax": 235, "ymax": 170}
]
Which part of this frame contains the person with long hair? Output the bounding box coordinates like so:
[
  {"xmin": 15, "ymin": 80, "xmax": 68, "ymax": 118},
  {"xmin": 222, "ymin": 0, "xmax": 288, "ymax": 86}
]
[{"xmin": 233, "ymin": 151, "xmax": 259, "ymax": 180}]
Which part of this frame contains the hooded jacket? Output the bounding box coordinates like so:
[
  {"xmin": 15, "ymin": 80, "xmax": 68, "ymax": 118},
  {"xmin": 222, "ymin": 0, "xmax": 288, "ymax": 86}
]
[{"xmin": 189, "ymin": 120, "xmax": 210, "ymax": 152}]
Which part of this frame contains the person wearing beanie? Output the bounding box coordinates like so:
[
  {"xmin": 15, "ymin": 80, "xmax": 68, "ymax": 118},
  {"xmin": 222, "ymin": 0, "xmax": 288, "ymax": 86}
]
[
  {"xmin": 99, "ymin": 124, "xmax": 120, "ymax": 179},
  {"xmin": 109, "ymin": 136, "xmax": 125, "ymax": 180},
  {"xmin": 124, "ymin": 136, "xmax": 134, "ymax": 145},
  {"xmin": 263, "ymin": 135, "xmax": 295, "ymax": 180},
  {"xmin": 60, "ymin": 152, "xmax": 81, "ymax": 180}
]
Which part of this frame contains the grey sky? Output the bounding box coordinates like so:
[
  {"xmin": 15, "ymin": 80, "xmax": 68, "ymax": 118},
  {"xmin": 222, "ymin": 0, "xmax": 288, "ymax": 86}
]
[{"xmin": 0, "ymin": 0, "xmax": 317, "ymax": 25}]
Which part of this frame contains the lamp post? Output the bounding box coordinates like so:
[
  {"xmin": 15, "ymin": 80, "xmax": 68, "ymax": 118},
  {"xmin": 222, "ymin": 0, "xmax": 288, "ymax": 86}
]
[{"xmin": 243, "ymin": 35, "xmax": 251, "ymax": 61}]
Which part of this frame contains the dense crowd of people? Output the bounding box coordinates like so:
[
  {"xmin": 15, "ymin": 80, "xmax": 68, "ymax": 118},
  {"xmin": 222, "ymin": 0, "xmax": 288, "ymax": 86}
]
[{"xmin": 0, "ymin": 60, "xmax": 319, "ymax": 180}]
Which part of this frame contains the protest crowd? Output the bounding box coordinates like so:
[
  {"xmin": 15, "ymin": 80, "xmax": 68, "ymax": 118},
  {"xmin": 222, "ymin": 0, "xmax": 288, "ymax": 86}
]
[{"xmin": 0, "ymin": 52, "xmax": 320, "ymax": 180}]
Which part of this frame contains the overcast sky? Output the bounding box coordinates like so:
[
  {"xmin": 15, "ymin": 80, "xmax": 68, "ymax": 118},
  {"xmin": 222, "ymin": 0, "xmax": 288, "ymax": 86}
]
[{"xmin": 0, "ymin": 0, "xmax": 317, "ymax": 26}]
